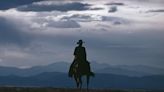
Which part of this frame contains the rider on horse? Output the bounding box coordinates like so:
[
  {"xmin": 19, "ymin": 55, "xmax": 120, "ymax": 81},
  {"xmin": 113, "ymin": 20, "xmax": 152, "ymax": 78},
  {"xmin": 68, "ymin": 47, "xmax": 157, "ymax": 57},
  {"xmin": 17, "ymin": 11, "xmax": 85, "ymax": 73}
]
[{"xmin": 69, "ymin": 40, "xmax": 93, "ymax": 77}]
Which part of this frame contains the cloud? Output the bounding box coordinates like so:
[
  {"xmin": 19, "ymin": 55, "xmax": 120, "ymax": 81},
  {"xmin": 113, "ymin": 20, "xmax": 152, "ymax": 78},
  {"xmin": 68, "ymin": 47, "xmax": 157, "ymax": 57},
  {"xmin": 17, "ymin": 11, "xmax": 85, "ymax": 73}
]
[
  {"xmin": 89, "ymin": 7, "xmax": 104, "ymax": 10},
  {"xmin": 46, "ymin": 20, "xmax": 80, "ymax": 28},
  {"xmin": 0, "ymin": 0, "xmax": 43, "ymax": 10},
  {"xmin": 131, "ymin": 0, "xmax": 164, "ymax": 5},
  {"xmin": 0, "ymin": 58, "xmax": 2, "ymax": 62},
  {"xmin": 147, "ymin": 9, "xmax": 164, "ymax": 13},
  {"xmin": 0, "ymin": 0, "xmax": 164, "ymax": 69},
  {"xmin": 106, "ymin": 2, "xmax": 124, "ymax": 6},
  {"xmin": 101, "ymin": 16, "xmax": 130, "ymax": 25},
  {"xmin": 2, "ymin": 49, "xmax": 31, "ymax": 59},
  {"xmin": 60, "ymin": 14, "xmax": 92, "ymax": 22},
  {"xmin": 58, "ymin": 13, "xmax": 130, "ymax": 25},
  {"xmin": 0, "ymin": 17, "xmax": 31, "ymax": 46},
  {"xmin": 17, "ymin": 2, "xmax": 90, "ymax": 12},
  {"xmin": 108, "ymin": 6, "xmax": 117, "ymax": 13}
]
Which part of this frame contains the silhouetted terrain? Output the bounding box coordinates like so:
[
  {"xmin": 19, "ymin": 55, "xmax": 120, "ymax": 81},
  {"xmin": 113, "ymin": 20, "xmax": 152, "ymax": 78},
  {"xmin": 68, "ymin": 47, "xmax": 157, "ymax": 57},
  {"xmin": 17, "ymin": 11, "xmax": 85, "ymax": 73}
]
[{"xmin": 0, "ymin": 72, "xmax": 164, "ymax": 90}]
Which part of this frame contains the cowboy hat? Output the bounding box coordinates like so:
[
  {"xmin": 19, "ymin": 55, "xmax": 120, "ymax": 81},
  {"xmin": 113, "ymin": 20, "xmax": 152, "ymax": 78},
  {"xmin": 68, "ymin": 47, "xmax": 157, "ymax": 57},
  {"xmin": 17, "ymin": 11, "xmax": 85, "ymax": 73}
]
[{"xmin": 77, "ymin": 40, "xmax": 84, "ymax": 44}]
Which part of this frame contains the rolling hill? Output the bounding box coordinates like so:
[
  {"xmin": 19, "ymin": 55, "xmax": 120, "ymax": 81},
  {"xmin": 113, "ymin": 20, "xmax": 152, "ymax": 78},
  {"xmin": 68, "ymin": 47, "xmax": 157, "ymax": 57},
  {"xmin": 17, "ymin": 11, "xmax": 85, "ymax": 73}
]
[{"xmin": 0, "ymin": 72, "xmax": 164, "ymax": 90}]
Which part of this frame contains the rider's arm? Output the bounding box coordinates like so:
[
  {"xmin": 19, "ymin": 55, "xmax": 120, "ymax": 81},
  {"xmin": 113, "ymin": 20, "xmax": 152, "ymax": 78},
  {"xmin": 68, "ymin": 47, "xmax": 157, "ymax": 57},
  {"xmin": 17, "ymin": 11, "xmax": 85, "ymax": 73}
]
[{"xmin": 74, "ymin": 47, "xmax": 78, "ymax": 60}]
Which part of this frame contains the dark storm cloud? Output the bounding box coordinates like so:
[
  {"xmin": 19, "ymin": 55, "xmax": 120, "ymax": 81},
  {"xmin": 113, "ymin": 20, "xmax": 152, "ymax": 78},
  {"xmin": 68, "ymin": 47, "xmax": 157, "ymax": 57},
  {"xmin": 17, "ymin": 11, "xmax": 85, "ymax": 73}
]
[
  {"xmin": 0, "ymin": 0, "xmax": 43, "ymax": 10},
  {"xmin": 106, "ymin": 2, "xmax": 124, "ymax": 6},
  {"xmin": 0, "ymin": 17, "xmax": 31, "ymax": 46},
  {"xmin": 108, "ymin": 6, "xmax": 117, "ymax": 13},
  {"xmin": 17, "ymin": 2, "xmax": 90, "ymax": 12},
  {"xmin": 89, "ymin": 7, "xmax": 104, "ymax": 10}
]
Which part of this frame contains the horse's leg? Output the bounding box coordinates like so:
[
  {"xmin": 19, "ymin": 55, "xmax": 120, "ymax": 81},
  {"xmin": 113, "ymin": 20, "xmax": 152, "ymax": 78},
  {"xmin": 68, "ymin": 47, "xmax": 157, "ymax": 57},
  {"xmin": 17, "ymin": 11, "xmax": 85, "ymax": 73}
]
[
  {"xmin": 79, "ymin": 76, "xmax": 82, "ymax": 89},
  {"xmin": 86, "ymin": 75, "xmax": 90, "ymax": 90},
  {"xmin": 74, "ymin": 76, "xmax": 79, "ymax": 88}
]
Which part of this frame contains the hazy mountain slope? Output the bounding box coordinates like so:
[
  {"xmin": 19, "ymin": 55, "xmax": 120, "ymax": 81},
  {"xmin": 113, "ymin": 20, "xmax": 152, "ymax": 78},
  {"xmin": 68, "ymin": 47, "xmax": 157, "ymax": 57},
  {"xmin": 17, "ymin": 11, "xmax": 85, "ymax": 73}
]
[
  {"xmin": 0, "ymin": 62, "xmax": 164, "ymax": 77},
  {"xmin": 0, "ymin": 72, "xmax": 164, "ymax": 90}
]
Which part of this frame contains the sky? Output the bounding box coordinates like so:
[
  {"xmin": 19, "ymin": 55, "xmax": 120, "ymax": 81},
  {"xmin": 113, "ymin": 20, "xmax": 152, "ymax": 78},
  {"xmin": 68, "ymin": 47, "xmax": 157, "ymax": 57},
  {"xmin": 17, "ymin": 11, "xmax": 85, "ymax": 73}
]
[{"xmin": 0, "ymin": 0, "xmax": 164, "ymax": 69}]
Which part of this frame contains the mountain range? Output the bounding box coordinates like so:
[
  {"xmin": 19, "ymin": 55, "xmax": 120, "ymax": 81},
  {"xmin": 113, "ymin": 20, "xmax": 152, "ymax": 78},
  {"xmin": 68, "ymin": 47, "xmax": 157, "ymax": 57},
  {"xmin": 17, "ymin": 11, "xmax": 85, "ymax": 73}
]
[
  {"xmin": 0, "ymin": 62, "xmax": 164, "ymax": 90},
  {"xmin": 0, "ymin": 61, "xmax": 164, "ymax": 77}
]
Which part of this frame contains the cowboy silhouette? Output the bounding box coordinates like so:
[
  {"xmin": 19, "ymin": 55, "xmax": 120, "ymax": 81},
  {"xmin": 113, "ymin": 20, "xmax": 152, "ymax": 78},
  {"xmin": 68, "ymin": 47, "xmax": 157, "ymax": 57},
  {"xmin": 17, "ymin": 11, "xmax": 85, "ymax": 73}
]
[
  {"xmin": 69, "ymin": 40, "xmax": 94, "ymax": 89},
  {"xmin": 74, "ymin": 40, "xmax": 87, "ymax": 64}
]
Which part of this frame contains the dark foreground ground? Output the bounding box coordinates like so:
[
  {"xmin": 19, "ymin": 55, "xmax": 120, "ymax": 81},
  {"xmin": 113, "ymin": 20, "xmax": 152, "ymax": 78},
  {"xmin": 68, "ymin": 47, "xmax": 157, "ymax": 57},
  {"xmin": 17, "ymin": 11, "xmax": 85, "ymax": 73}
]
[{"xmin": 0, "ymin": 87, "xmax": 163, "ymax": 92}]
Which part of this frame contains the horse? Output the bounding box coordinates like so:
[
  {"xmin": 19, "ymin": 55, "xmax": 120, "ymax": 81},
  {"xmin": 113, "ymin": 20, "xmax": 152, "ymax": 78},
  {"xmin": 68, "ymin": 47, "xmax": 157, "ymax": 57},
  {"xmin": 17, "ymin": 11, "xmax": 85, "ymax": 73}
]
[{"xmin": 69, "ymin": 61, "xmax": 95, "ymax": 90}]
